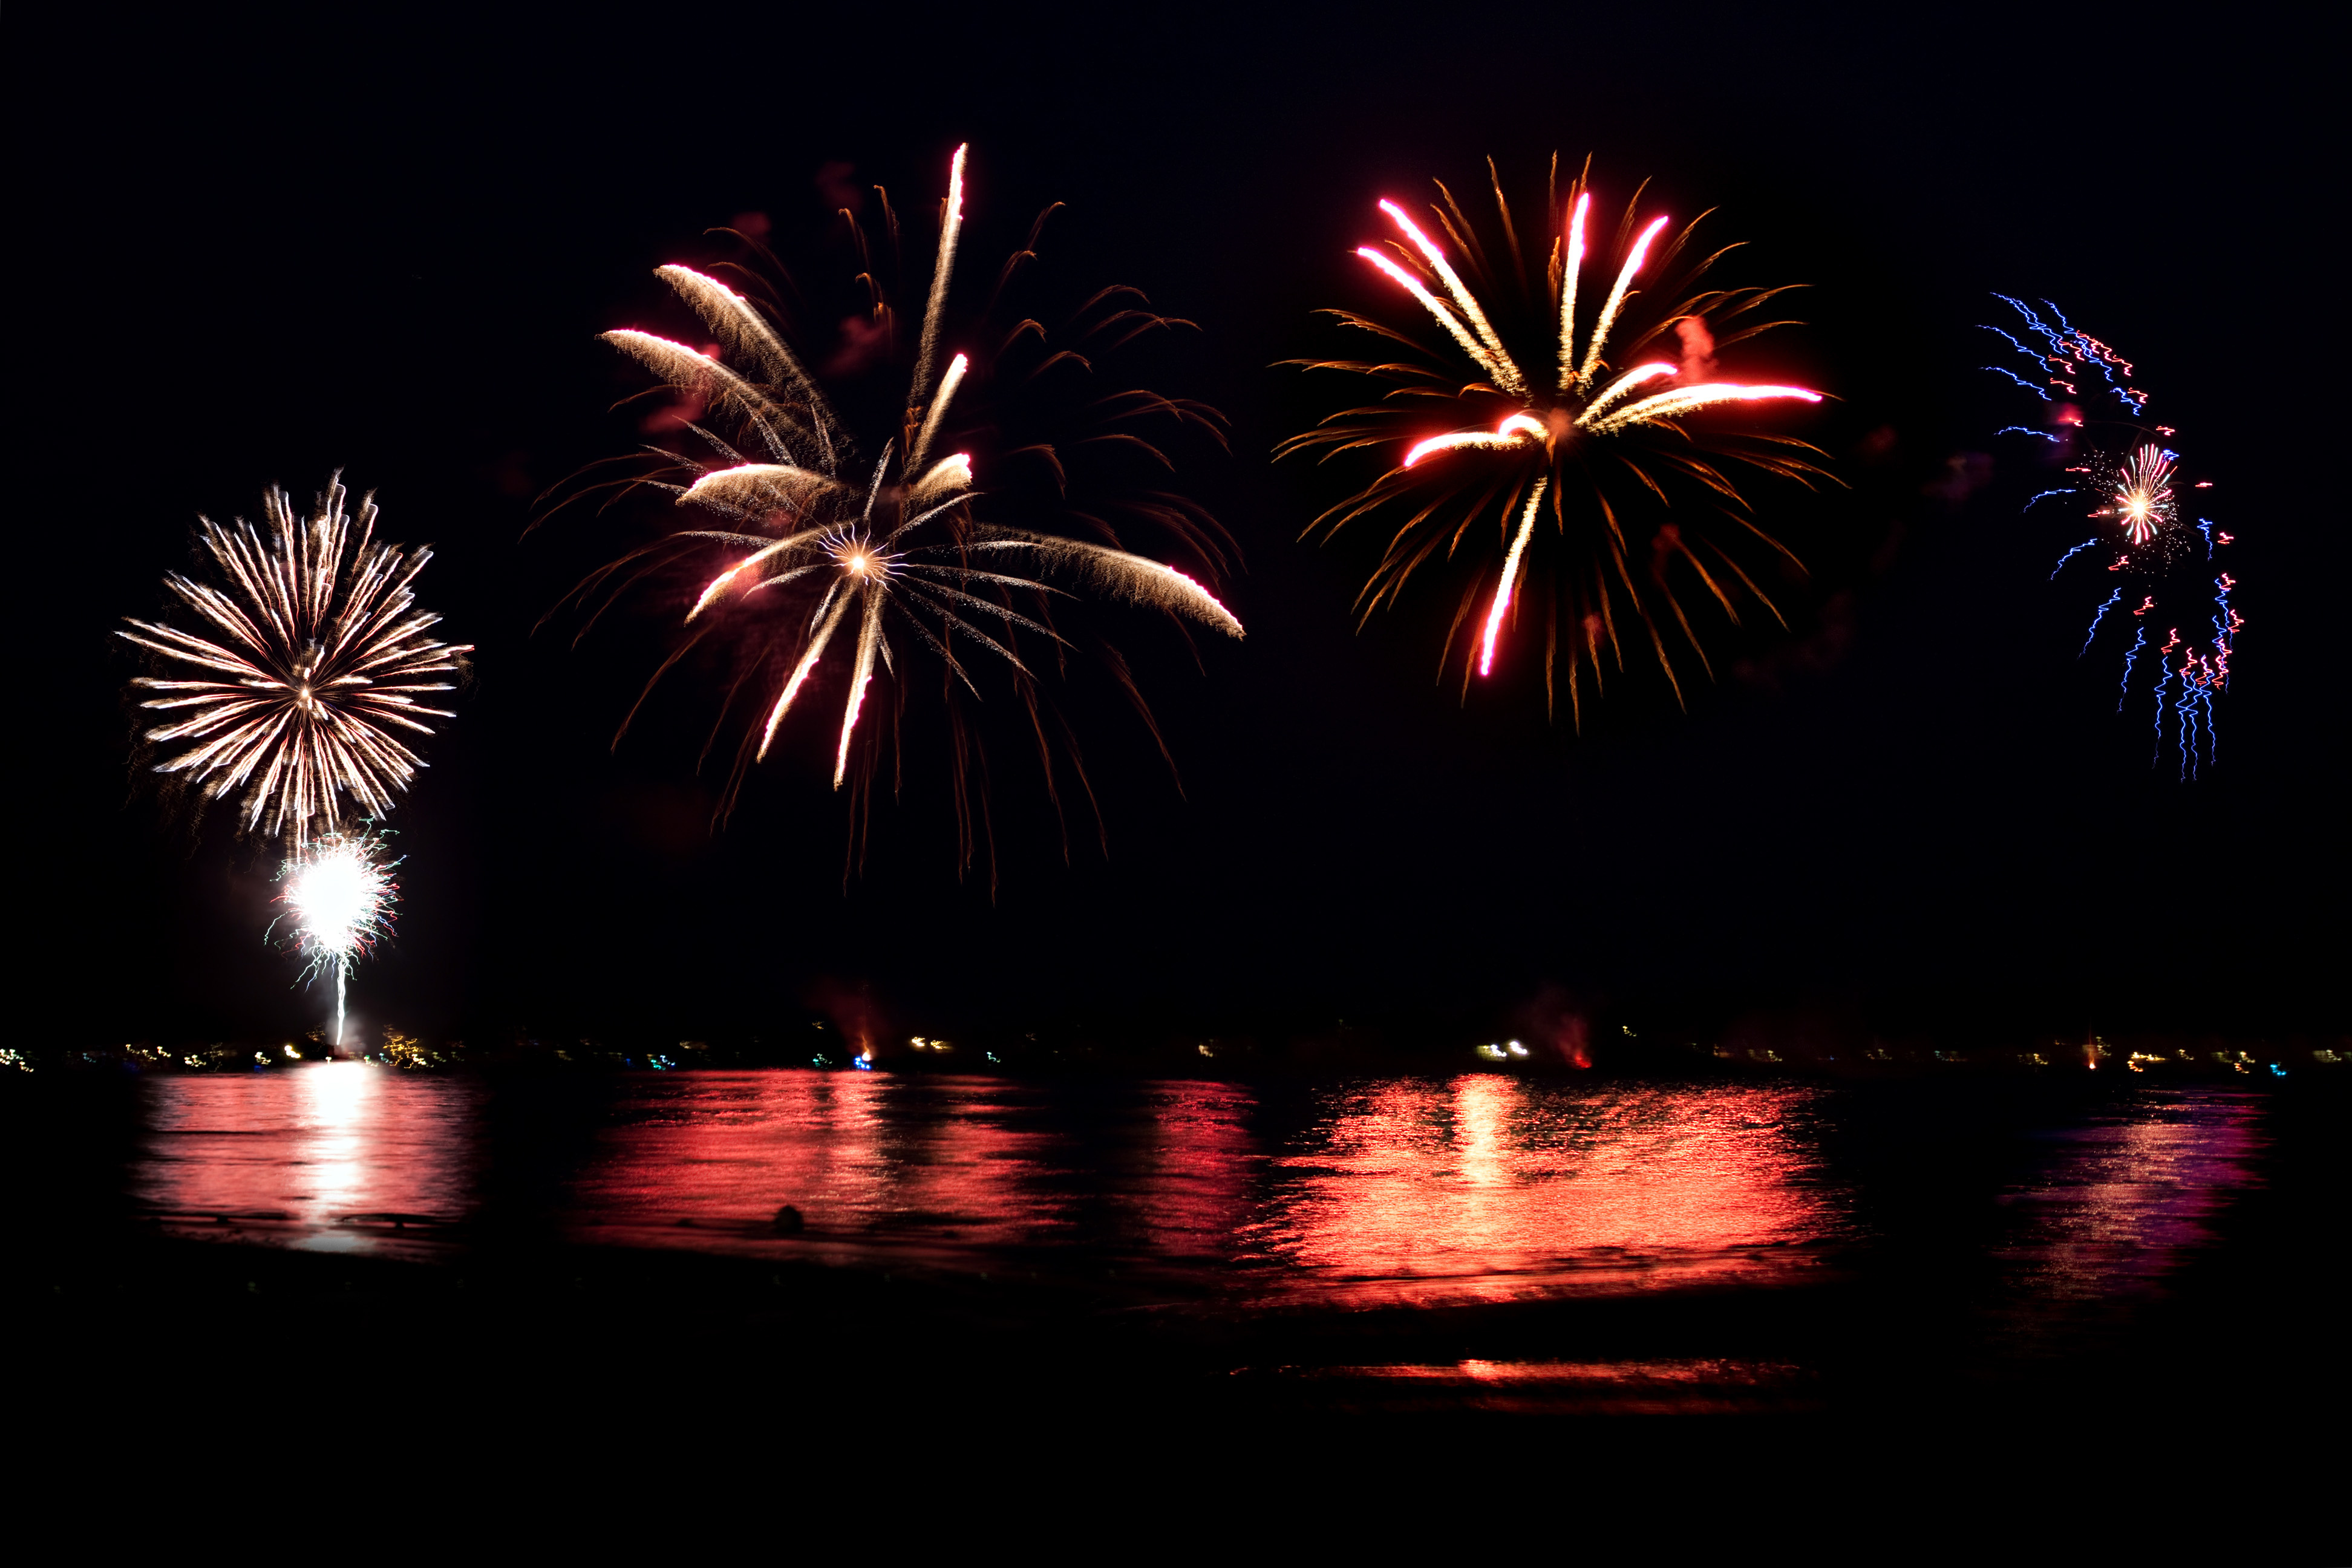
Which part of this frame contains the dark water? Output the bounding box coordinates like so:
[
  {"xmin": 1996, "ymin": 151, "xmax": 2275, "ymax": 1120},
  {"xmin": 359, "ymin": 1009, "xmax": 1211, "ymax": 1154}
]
[{"xmin": 125, "ymin": 1066, "xmax": 2271, "ymax": 1341}]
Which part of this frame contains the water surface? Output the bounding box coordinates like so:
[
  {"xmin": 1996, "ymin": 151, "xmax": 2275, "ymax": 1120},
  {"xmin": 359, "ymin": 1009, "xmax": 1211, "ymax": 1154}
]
[{"xmin": 131, "ymin": 1067, "xmax": 2263, "ymax": 1324}]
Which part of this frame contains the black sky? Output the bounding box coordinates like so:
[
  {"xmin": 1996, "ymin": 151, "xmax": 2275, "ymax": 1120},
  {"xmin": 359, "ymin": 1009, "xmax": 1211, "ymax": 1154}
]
[{"xmin": 16, "ymin": 3, "xmax": 2342, "ymax": 1047}]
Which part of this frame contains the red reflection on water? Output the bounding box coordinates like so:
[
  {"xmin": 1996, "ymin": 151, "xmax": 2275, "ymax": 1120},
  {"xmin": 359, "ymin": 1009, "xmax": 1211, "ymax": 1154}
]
[
  {"xmin": 568, "ymin": 1073, "xmax": 1267, "ymax": 1267},
  {"xmin": 1131, "ymin": 1080, "xmax": 1259, "ymax": 1259},
  {"xmin": 1290, "ymin": 1358, "xmax": 1815, "ymax": 1415},
  {"xmin": 137, "ymin": 1065, "xmax": 479, "ymax": 1253},
  {"xmin": 1246, "ymin": 1077, "xmax": 1833, "ymax": 1304},
  {"xmin": 566, "ymin": 1073, "xmax": 1069, "ymax": 1251}
]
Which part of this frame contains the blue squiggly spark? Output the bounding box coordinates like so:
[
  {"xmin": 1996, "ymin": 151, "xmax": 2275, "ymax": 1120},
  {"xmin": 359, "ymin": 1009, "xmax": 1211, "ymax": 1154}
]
[
  {"xmin": 2050, "ymin": 537, "xmax": 2099, "ymax": 578},
  {"xmin": 1979, "ymin": 321, "xmax": 2047, "ymax": 365},
  {"xmin": 2080, "ymin": 588, "xmax": 2122, "ymax": 656},
  {"xmin": 2117, "ymin": 626, "xmax": 2146, "ymax": 711},
  {"xmin": 1986, "ymin": 295, "xmax": 2144, "ymax": 415},
  {"xmin": 1993, "ymin": 295, "xmax": 2054, "ymax": 337},
  {"xmin": 2176, "ymin": 676, "xmax": 2204, "ymax": 780}
]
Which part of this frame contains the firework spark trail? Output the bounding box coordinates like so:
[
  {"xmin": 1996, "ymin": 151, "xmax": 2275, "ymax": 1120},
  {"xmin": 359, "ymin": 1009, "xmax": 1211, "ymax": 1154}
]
[
  {"xmin": 2151, "ymin": 629, "xmax": 2179, "ymax": 765},
  {"xmin": 907, "ymin": 353, "xmax": 969, "ymax": 472},
  {"xmin": 1353, "ymin": 247, "xmax": 1514, "ymax": 388},
  {"xmin": 281, "ymin": 831, "xmax": 397, "ymax": 1048},
  {"xmin": 1286, "ymin": 160, "xmax": 1829, "ymax": 716},
  {"xmin": 1581, "ymin": 382, "xmax": 1820, "ymax": 434},
  {"xmin": 1578, "ymin": 216, "xmax": 1671, "ymax": 387},
  {"xmin": 835, "ymin": 583, "xmax": 887, "ymax": 787},
  {"xmin": 1555, "ymin": 192, "xmax": 1589, "ymax": 388},
  {"xmin": 2080, "ymin": 587, "xmax": 2123, "ymax": 656},
  {"xmin": 1479, "ymin": 479, "xmax": 1549, "ymax": 676},
  {"xmin": 1379, "ymin": 200, "xmax": 1523, "ymax": 394},
  {"xmin": 2117, "ymin": 624, "xmax": 2146, "ymax": 711},
  {"xmin": 2175, "ymin": 652, "xmax": 2209, "ymax": 779},
  {"xmin": 1403, "ymin": 416, "xmax": 1544, "ymax": 468},
  {"xmin": 560, "ymin": 144, "xmax": 1241, "ymax": 855},
  {"xmin": 2026, "ymin": 489, "xmax": 2081, "ymax": 511},
  {"xmin": 2050, "ymin": 538, "xmax": 2099, "ymax": 578},
  {"xmin": 761, "ymin": 590, "xmax": 854, "ymax": 757},
  {"xmin": 119, "ymin": 477, "xmax": 471, "ymax": 849},
  {"xmin": 912, "ymin": 143, "xmax": 967, "ymax": 404},
  {"xmin": 1984, "ymin": 296, "xmax": 2146, "ymax": 414},
  {"xmin": 1578, "ymin": 362, "xmax": 1679, "ymax": 420},
  {"xmin": 2210, "ymin": 575, "xmax": 2242, "ymax": 676}
]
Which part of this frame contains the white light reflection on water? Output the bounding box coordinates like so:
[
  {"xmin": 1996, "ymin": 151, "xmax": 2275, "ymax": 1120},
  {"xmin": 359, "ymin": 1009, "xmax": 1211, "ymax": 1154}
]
[{"xmin": 137, "ymin": 1063, "xmax": 480, "ymax": 1253}]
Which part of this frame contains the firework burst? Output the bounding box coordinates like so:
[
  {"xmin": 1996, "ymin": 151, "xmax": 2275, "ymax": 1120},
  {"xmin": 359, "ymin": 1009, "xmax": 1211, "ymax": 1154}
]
[
  {"xmin": 547, "ymin": 145, "xmax": 1241, "ymax": 876},
  {"xmin": 279, "ymin": 828, "xmax": 398, "ymax": 1049},
  {"xmin": 119, "ymin": 476, "xmax": 472, "ymax": 849},
  {"xmin": 1985, "ymin": 297, "xmax": 2241, "ymax": 776},
  {"xmin": 1279, "ymin": 158, "xmax": 1830, "ymax": 720},
  {"xmin": 2100, "ymin": 443, "xmax": 2178, "ymax": 552}
]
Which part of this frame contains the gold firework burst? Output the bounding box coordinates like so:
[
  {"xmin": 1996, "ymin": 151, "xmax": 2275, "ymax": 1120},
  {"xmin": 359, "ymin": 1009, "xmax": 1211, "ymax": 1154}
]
[{"xmin": 552, "ymin": 145, "xmax": 1241, "ymax": 874}]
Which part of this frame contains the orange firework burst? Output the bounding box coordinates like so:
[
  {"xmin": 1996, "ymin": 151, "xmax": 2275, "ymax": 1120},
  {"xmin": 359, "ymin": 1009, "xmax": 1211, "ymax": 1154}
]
[
  {"xmin": 119, "ymin": 475, "xmax": 471, "ymax": 848},
  {"xmin": 546, "ymin": 146, "xmax": 1240, "ymax": 878},
  {"xmin": 1280, "ymin": 158, "xmax": 1831, "ymax": 721}
]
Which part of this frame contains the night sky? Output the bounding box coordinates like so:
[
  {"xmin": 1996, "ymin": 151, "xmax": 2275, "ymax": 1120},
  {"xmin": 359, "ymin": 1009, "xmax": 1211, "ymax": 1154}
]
[{"xmin": 21, "ymin": 5, "xmax": 2341, "ymax": 1049}]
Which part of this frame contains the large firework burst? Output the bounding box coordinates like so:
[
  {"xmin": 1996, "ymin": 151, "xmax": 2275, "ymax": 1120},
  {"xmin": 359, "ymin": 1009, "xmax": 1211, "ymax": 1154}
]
[
  {"xmin": 548, "ymin": 145, "xmax": 1241, "ymax": 873},
  {"xmin": 1987, "ymin": 297, "xmax": 2241, "ymax": 776},
  {"xmin": 119, "ymin": 477, "xmax": 472, "ymax": 848},
  {"xmin": 1279, "ymin": 159, "xmax": 1829, "ymax": 720}
]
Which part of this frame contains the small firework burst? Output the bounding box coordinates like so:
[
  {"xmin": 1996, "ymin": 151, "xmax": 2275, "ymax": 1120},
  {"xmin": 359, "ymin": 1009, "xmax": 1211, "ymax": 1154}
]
[
  {"xmin": 279, "ymin": 828, "xmax": 399, "ymax": 1048},
  {"xmin": 119, "ymin": 475, "xmax": 471, "ymax": 849},
  {"xmin": 2094, "ymin": 442, "xmax": 2180, "ymax": 554}
]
